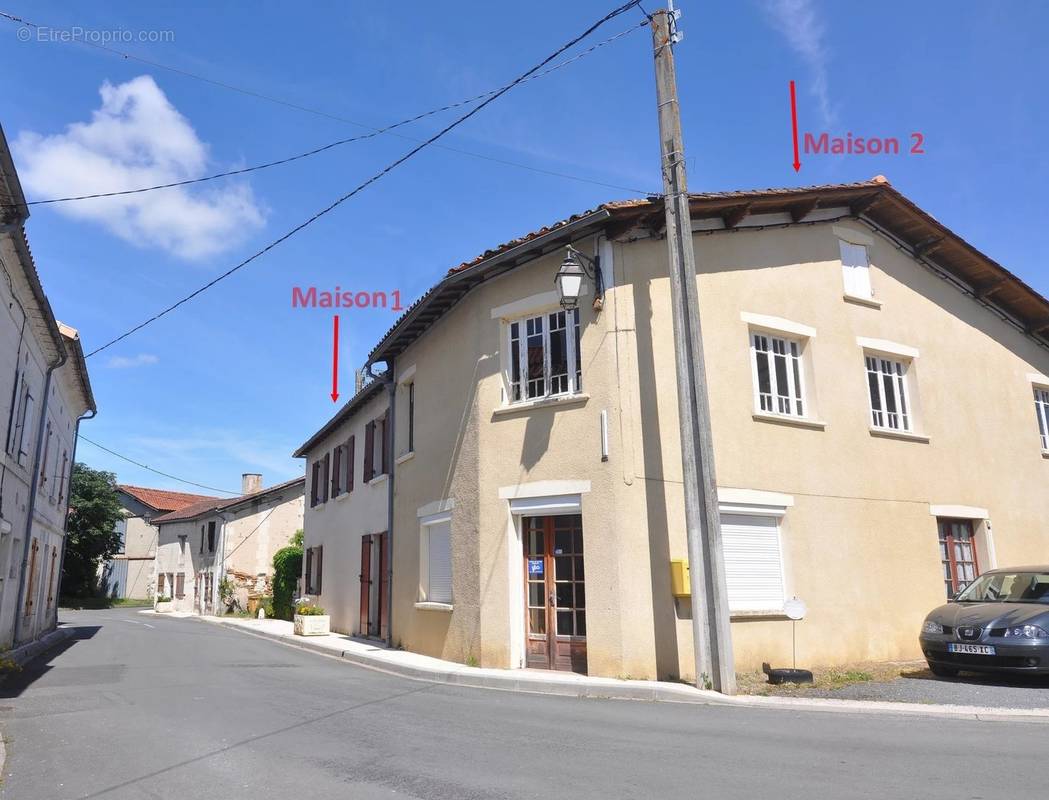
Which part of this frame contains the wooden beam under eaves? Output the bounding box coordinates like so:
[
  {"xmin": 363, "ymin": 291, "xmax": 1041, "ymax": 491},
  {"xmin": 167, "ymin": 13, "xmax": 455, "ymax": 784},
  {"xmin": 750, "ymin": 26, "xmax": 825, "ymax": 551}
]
[
  {"xmin": 975, "ymin": 277, "xmax": 1009, "ymax": 299},
  {"xmin": 913, "ymin": 235, "xmax": 945, "ymax": 257},
  {"xmin": 849, "ymin": 192, "xmax": 883, "ymax": 216},
  {"xmin": 788, "ymin": 198, "xmax": 819, "ymax": 222},
  {"xmin": 721, "ymin": 203, "xmax": 752, "ymax": 229}
]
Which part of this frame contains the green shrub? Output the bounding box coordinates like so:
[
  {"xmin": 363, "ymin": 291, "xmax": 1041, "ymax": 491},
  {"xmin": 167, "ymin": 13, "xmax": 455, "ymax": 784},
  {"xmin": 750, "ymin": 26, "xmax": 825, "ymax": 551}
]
[
  {"xmin": 272, "ymin": 544, "xmax": 303, "ymax": 621},
  {"xmin": 258, "ymin": 595, "xmax": 274, "ymax": 618},
  {"xmin": 156, "ymin": 595, "xmax": 172, "ymax": 603},
  {"xmin": 295, "ymin": 603, "xmax": 326, "ymax": 616}
]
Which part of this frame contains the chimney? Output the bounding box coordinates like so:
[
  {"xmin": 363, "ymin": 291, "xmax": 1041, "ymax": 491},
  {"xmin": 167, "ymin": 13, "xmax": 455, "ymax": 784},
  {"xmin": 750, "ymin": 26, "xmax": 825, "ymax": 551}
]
[{"xmin": 241, "ymin": 473, "xmax": 263, "ymax": 495}]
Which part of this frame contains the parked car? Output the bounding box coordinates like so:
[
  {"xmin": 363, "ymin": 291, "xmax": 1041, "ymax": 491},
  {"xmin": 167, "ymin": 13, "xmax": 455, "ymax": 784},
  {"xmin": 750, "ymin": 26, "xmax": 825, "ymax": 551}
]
[{"xmin": 919, "ymin": 567, "xmax": 1049, "ymax": 677}]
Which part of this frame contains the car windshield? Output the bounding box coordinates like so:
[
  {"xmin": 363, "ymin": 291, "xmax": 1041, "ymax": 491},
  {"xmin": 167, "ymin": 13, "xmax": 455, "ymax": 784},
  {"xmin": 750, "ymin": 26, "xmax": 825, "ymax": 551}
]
[{"xmin": 955, "ymin": 571, "xmax": 1049, "ymax": 603}]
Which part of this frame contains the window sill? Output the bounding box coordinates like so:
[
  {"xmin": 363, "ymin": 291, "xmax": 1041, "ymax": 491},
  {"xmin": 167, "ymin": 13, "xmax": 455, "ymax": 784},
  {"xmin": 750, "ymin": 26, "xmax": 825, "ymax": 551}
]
[
  {"xmin": 843, "ymin": 293, "xmax": 882, "ymax": 309},
  {"xmin": 336, "ymin": 491, "xmax": 351, "ymax": 502},
  {"xmin": 752, "ymin": 412, "xmax": 827, "ymax": 431},
  {"xmin": 395, "ymin": 451, "xmax": 415, "ymax": 465},
  {"xmin": 492, "ymin": 393, "xmax": 589, "ymax": 418},
  {"xmin": 869, "ymin": 427, "xmax": 930, "ymax": 444},
  {"xmin": 310, "ymin": 501, "xmax": 326, "ymax": 512},
  {"xmin": 414, "ymin": 601, "xmax": 453, "ymax": 612},
  {"xmin": 368, "ymin": 474, "xmax": 389, "ymax": 487},
  {"xmin": 730, "ymin": 610, "xmax": 790, "ymax": 621},
  {"xmin": 1042, "ymin": 450, "xmax": 1049, "ymax": 459}
]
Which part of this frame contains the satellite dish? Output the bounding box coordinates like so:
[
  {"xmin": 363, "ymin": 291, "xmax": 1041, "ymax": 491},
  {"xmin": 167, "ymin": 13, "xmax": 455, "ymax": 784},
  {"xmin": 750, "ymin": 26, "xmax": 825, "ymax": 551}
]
[{"xmin": 784, "ymin": 597, "xmax": 807, "ymax": 621}]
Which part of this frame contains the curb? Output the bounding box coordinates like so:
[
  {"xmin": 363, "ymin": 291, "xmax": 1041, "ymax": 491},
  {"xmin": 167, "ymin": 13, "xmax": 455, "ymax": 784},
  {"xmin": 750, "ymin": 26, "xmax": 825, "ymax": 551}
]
[
  {"xmin": 6, "ymin": 625, "xmax": 76, "ymax": 667},
  {"xmin": 194, "ymin": 616, "xmax": 1049, "ymax": 724}
]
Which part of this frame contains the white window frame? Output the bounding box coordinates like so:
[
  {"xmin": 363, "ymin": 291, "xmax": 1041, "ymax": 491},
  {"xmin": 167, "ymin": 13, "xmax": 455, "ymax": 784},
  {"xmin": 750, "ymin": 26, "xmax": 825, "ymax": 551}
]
[
  {"xmin": 506, "ymin": 308, "xmax": 581, "ymax": 404},
  {"xmin": 718, "ymin": 503, "xmax": 789, "ymax": 615},
  {"xmin": 418, "ymin": 512, "xmax": 453, "ymax": 607},
  {"xmin": 1035, "ymin": 385, "xmax": 1049, "ymax": 453},
  {"xmin": 865, "ymin": 353, "xmax": 914, "ymax": 432},
  {"xmin": 839, "ymin": 238, "xmax": 874, "ymax": 301},
  {"xmin": 750, "ymin": 331, "xmax": 806, "ymax": 418}
]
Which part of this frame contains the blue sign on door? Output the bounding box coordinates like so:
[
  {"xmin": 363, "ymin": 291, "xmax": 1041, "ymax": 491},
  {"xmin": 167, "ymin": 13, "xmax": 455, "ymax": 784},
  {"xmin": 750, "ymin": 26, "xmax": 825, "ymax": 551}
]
[{"xmin": 528, "ymin": 559, "xmax": 544, "ymax": 575}]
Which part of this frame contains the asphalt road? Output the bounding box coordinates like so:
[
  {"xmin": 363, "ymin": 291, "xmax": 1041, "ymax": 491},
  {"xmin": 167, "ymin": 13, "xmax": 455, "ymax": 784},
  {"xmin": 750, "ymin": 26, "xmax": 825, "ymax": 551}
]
[{"xmin": 1, "ymin": 609, "xmax": 1046, "ymax": 800}]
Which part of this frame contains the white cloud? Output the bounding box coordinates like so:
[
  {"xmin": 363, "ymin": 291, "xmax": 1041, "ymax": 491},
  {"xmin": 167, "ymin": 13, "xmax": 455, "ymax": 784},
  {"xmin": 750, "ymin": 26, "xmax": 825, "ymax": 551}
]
[
  {"xmin": 106, "ymin": 353, "xmax": 159, "ymax": 369},
  {"xmin": 762, "ymin": 0, "xmax": 836, "ymax": 126},
  {"xmin": 13, "ymin": 75, "xmax": 266, "ymax": 260}
]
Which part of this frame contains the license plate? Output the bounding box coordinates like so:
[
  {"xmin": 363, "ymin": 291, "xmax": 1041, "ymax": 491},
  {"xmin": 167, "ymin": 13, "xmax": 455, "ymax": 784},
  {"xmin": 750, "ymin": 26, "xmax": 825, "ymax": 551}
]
[{"xmin": 947, "ymin": 643, "xmax": 995, "ymax": 655}]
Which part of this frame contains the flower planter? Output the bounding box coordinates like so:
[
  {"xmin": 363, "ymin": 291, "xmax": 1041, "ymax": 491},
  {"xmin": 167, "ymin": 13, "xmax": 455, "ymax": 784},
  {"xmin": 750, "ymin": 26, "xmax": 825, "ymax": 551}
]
[
  {"xmin": 155, "ymin": 601, "xmax": 173, "ymax": 613},
  {"xmin": 293, "ymin": 614, "xmax": 330, "ymax": 636}
]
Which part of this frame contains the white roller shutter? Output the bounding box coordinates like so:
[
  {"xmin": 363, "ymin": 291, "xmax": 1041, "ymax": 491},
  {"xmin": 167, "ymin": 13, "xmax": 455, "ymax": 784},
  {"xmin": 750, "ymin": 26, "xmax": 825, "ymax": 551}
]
[
  {"xmin": 720, "ymin": 513, "xmax": 785, "ymax": 613},
  {"xmin": 426, "ymin": 519, "xmax": 453, "ymax": 604},
  {"xmin": 840, "ymin": 241, "xmax": 872, "ymax": 298}
]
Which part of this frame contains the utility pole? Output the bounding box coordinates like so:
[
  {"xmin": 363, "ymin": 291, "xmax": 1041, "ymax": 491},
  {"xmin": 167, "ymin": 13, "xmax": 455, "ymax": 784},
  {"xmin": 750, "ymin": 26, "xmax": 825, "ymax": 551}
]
[{"xmin": 650, "ymin": 7, "xmax": 736, "ymax": 694}]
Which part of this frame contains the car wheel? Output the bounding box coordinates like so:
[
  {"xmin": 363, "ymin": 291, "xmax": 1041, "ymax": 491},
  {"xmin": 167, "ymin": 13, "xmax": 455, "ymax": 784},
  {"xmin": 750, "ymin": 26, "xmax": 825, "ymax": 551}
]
[{"xmin": 928, "ymin": 663, "xmax": 958, "ymax": 678}]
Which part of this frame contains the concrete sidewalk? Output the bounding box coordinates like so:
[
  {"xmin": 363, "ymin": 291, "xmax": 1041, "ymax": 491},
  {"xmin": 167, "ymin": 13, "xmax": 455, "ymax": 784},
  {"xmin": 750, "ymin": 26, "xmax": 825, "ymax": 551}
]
[{"xmin": 169, "ymin": 612, "xmax": 1049, "ymax": 724}]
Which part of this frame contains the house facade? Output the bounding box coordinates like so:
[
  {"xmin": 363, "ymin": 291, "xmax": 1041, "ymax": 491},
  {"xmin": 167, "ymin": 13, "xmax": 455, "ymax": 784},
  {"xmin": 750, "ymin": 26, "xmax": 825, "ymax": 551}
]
[
  {"xmin": 100, "ymin": 486, "xmax": 220, "ymax": 600},
  {"xmin": 0, "ymin": 124, "xmax": 96, "ymax": 650},
  {"xmin": 151, "ymin": 474, "xmax": 304, "ymax": 614},
  {"xmin": 297, "ymin": 178, "xmax": 1049, "ymax": 680}
]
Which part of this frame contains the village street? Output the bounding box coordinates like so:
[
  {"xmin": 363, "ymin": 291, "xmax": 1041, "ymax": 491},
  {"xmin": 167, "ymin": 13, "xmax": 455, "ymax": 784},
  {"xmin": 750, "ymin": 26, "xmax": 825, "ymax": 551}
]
[{"xmin": 0, "ymin": 609, "xmax": 1044, "ymax": 799}]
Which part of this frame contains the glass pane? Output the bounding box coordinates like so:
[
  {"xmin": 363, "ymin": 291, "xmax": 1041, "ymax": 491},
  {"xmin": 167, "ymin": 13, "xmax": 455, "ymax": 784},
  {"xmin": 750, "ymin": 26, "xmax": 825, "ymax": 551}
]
[
  {"xmin": 549, "ymin": 312, "xmax": 568, "ymax": 395},
  {"xmin": 575, "ymin": 582, "xmax": 585, "ymax": 609},
  {"xmin": 529, "ymin": 608, "xmax": 546, "ymax": 634},
  {"xmin": 554, "ymin": 529, "xmax": 572, "ymax": 554},
  {"xmin": 556, "ymin": 609, "xmax": 574, "ymax": 636},
  {"xmin": 527, "ymin": 529, "xmax": 544, "ymax": 557},
  {"xmin": 573, "ymin": 310, "xmax": 582, "ymax": 391},
  {"xmin": 528, "ymin": 582, "xmax": 545, "ymax": 608},
  {"xmin": 554, "ymin": 556, "xmax": 573, "ymax": 581},
  {"xmin": 556, "ymin": 582, "xmax": 574, "ymax": 609},
  {"xmin": 576, "ymin": 610, "xmax": 586, "ymax": 636},
  {"xmin": 510, "ymin": 324, "xmax": 521, "ymax": 402},
  {"xmin": 526, "ymin": 316, "xmax": 544, "ymax": 399},
  {"xmin": 573, "ymin": 528, "xmax": 583, "ymax": 553},
  {"xmin": 575, "ymin": 556, "xmax": 585, "ymax": 580},
  {"xmin": 755, "ymin": 342, "xmax": 772, "ymax": 411}
]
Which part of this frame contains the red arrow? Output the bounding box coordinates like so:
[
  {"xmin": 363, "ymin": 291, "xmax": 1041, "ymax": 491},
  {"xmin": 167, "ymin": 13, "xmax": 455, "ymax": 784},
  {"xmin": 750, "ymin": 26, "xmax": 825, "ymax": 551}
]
[
  {"xmin": 789, "ymin": 80, "xmax": 801, "ymax": 172},
  {"xmin": 330, "ymin": 314, "xmax": 340, "ymax": 403}
]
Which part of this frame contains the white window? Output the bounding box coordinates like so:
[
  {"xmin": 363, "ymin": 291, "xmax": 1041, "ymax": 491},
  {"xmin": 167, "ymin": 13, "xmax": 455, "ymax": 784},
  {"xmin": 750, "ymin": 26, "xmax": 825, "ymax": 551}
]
[
  {"xmin": 840, "ymin": 241, "xmax": 873, "ymax": 300},
  {"xmin": 507, "ymin": 309, "xmax": 581, "ymax": 403},
  {"xmin": 419, "ymin": 514, "xmax": 452, "ymax": 605},
  {"xmin": 865, "ymin": 355, "xmax": 912, "ymax": 432},
  {"xmin": 721, "ymin": 513, "xmax": 786, "ymax": 613},
  {"xmin": 1036, "ymin": 387, "xmax": 1049, "ymax": 452},
  {"xmin": 751, "ymin": 332, "xmax": 805, "ymax": 417}
]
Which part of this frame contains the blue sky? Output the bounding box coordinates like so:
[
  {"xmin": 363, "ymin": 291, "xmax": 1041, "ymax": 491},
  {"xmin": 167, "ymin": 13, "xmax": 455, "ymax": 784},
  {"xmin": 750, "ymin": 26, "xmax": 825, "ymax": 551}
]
[{"xmin": 1, "ymin": 0, "xmax": 1046, "ymax": 496}]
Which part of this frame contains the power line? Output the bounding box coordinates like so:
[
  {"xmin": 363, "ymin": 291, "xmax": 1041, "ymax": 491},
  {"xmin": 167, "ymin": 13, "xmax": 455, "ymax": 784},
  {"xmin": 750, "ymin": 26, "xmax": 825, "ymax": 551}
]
[
  {"xmin": 77, "ymin": 434, "xmax": 240, "ymax": 495},
  {"xmin": 82, "ymin": 1, "xmax": 644, "ymax": 358},
  {"xmin": 222, "ymin": 505, "xmax": 278, "ymax": 564},
  {"xmin": 0, "ymin": 10, "xmax": 654, "ymax": 199}
]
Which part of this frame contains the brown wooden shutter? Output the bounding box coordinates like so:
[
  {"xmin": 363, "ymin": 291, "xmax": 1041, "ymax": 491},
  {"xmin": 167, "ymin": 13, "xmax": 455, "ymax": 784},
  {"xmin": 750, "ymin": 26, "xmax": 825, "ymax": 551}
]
[
  {"xmin": 381, "ymin": 409, "xmax": 390, "ymax": 475},
  {"xmin": 175, "ymin": 573, "xmax": 185, "ymax": 599},
  {"xmin": 316, "ymin": 545, "xmax": 323, "ymax": 594},
  {"xmin": 359, "ymin": 536, "xmax": 372, "ymax": 634},
  {"xmin": 321, "ymin": 453, "xmax": 330, "ymax": 502},
  {"xmin": 158, "ymin": 572, "xmax": 166, "ymax": 596},
  {"xmin": 331, "ymin": 446, "xmax": 341, "ymax": 498},
  {"xmin": 305, "ymin": 547, "xmax": 313, "ymax": 595},
  {"xmin": 347, "ymin": 435, "xmax": 355, "ymax": 491},
  {"xmin": 363, "ymin": 422, "xmax": 374, "ymax": 482}
]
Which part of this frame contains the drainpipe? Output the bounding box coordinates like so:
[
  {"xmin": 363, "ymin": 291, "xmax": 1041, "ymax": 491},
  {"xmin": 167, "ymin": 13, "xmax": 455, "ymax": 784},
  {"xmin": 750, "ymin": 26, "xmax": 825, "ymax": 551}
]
[
  {"xmin": 14, "ymin": 343, "xmax": 67, "ymax": 644},
  {"xmin": 366, "ymin": 358, "xmax": 395, "ymax": 646},
  {"xmin": 51, "ymin": 408, "xmax": 96, "ymax": 629}
]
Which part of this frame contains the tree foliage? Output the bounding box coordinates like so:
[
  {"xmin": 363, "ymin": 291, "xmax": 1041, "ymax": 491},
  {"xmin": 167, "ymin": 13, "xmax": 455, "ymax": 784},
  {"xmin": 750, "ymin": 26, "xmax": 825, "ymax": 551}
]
[
  {"xmin": 62, "ymin": 463, "xmax": 124, "ymax": 597},
  {"xmin": 272, "ymin": 529, "xmax": 304, "ymax": 620}
]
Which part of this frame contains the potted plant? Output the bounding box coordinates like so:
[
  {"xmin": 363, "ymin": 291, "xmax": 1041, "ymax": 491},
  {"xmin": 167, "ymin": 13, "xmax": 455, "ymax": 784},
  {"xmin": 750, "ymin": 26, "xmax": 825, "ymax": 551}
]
[
  {"xmin": 155, "ymin": 595, "xmax": 173, "ymax": 612},
  {"xmin": 293, "ymin": 602, "xmax": 330, "ymax": 636}
]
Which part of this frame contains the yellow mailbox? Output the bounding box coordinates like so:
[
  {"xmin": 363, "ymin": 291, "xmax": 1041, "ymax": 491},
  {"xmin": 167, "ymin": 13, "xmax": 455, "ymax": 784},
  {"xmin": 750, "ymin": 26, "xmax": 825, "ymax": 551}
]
[{"xmin": 669, "ymin": 558, "xmax": 690, "ymax": 597}]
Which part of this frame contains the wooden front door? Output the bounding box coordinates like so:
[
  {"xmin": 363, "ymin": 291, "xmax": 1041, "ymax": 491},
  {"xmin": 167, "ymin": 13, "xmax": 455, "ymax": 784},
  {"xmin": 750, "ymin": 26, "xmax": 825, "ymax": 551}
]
[
  {"xmin": 359, "ymin": 533, "xmax": 388, "ymax": 639},
  {"xmin": 524, "ymin": 515, "xmax": 587, "ymax": 673}
]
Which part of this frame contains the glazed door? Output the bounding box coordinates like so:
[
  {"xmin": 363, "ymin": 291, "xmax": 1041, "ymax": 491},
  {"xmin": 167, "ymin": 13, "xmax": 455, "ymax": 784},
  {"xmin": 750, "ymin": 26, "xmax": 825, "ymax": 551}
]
[
  {"xmin": 524, "ymin": 515, "xmax": 587, "ymax": 673},
  {"xmin": 359, "ymin": 533, "xmax": 388, "ymax": 639}
]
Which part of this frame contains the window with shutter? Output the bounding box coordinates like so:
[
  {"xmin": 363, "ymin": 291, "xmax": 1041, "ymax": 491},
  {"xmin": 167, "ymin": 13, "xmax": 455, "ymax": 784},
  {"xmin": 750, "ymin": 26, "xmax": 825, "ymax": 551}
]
[
  {"xmin": 420, "ymin": 515, "xmax": 453, "ymax": 605},
  {"xmin": 175, "ymin": 573, "xmax": 185, "ymax": 599},
  {"xmin": 207, "ymin": 521, "xmax": 216, "ymax": 552},
  {"xmin": 331, "ymin": 445, "xmax": 342, "ymax": 498},
  {"xmin": 840, "ymin": 241, "xmax": 873, "ymax": 299},
  {"xmin": 720, "ymin": 514, "xmax": 786, "ymax": 613},
  {"xmin": 347, "ymin": 435, "xmax": 355, "ymax": 491},
  {"xmin": 380, "ymin": 411, "xmax": 389, "ymax": 476},
  {"xmin": 316, "ymin": 545, "xmax": 323, "ymax": 594},
  {"xmin": 321, "ymin": 453, "xmax": 330, "ymax": 502},
  {"xmin": 363, "ymin": 421, "xmax": 375, "ymax": 481},
  {"xmin": 157, "ymin": 572, "xmax": 166, "ymax": 596},
  {"xmin": 310, "ymin": 460, "xmax": 322, "ymax": 506},
  {"xmin": 305, "ymin": 547, "xmax": 314, "ymax": 594},
  {"xmin": 1035, "ymin": 387, "xmax": 1049, "ymax": 452}
]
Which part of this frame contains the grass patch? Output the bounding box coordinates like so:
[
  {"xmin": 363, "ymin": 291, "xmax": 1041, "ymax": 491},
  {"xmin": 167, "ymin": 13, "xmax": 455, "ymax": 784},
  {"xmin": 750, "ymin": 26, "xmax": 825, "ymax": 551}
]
[
  {"xmin": 59, "ymin": 596, "xmax": 154, "ymax": 610},
  {"xmin": 737, "ymin": 660, "xmax": 923, "ymax": 696}
]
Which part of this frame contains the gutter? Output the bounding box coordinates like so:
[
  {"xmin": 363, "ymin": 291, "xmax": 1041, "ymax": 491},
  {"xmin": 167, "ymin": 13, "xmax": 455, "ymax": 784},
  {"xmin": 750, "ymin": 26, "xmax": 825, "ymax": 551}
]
[
  {"xmin": 366, "ymin": 358, "xmax": 396, "ymax": 647},
  {"xmin": 13, "ymin": 341, "xmax": 67, "ymax": 643}
]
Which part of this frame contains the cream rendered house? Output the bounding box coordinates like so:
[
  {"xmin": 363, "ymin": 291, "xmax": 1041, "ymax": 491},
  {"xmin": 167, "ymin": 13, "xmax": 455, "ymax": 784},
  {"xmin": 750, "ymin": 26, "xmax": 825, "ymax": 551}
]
[
  {"xmin": 101, "ymin": 486, "xmax": 220, "ymax": 600},
  {"xmin": 151, "ymin": 474, "xmax": 305, "ymax": 614},
  {"xmin": 0, "ymin": 124, "xmax": 96, "ymax": 650},
  {"xmin": 297, "ymin": 178, "xmax": 1049, "ymax": 680}
]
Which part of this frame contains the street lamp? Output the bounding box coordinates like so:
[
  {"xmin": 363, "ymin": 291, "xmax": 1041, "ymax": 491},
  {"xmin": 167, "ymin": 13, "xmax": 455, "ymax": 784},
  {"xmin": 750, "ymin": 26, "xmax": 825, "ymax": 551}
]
[{"xmin": 555, "ymin": 245, "xmax": 604, "ymax": 311}]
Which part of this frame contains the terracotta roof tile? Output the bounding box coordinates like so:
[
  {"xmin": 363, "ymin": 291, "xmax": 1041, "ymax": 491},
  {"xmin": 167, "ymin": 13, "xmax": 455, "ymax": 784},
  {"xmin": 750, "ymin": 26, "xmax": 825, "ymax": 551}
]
[{"xmin": 117, "ymin": 485, "xmax": 222, "ymax": 512}]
